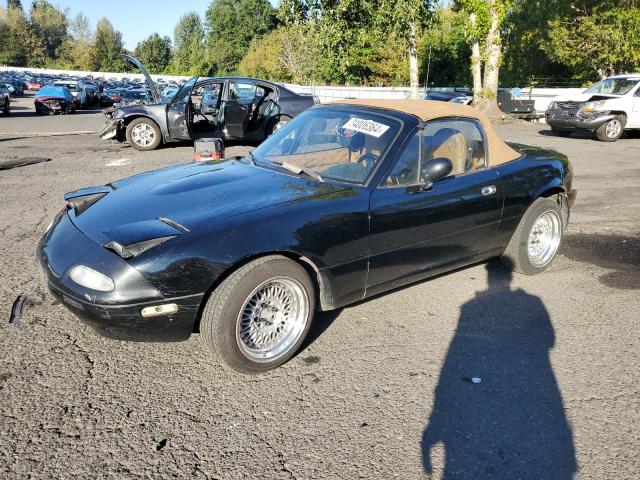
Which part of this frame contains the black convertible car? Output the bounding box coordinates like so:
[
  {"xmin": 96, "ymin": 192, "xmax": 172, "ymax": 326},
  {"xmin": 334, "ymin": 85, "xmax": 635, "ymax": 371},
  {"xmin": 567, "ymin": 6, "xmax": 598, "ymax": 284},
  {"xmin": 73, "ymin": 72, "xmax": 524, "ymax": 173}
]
[
  {"xmin": 100, "ymin": 55, "xmax": 317, "ymax": 151},
  {"xmin": 40, "ymin": 100, "xmax": 576, "ymax": 373}
]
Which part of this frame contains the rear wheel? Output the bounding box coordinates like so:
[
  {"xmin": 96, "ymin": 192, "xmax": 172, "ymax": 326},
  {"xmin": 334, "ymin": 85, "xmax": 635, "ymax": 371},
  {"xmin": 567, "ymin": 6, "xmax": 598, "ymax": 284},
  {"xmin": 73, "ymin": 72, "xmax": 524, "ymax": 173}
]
[
  {"xmin": 201, "ymin": 255, "xmax": 315, "ymax": 374},
  {"xmin": 126, "ymin": 117, "xmax": 162, "ymax": 151},
  {"xmin": 596, "ymin": 115, "xmax": 625, "ymax": 142},
  {"xmin": 501, "ymin": 197, "xmax": 563, "ymax": 275},
  {"xmin": 267, "ymin": 116, "xmax": 290, "ymax": 136}
]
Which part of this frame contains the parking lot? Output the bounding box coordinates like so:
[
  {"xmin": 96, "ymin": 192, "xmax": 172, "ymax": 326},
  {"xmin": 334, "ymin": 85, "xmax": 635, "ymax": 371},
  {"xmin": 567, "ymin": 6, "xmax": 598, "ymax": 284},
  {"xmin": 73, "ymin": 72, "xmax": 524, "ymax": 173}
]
[{"xmin": 1, "ymin": 94, "xmax": 639, "ymax": 479}]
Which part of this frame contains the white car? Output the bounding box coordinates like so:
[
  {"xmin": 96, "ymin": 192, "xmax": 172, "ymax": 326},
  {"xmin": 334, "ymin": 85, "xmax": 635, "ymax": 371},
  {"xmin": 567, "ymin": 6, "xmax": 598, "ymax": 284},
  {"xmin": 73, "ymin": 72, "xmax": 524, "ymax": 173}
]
[
  {"xmin": 53, "ymin": 80, "xmax": 88, "ymax": 108},
  {"xmin": 545, "ymin": 74, "xmax": 640, "ymax": 141}
]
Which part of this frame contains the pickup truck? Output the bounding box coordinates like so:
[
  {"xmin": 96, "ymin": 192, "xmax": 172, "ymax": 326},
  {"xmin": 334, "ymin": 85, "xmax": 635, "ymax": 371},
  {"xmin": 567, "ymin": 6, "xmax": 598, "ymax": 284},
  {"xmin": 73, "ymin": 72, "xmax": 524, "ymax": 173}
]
[{"xmin": 545, "ymin": 74, "xmax": 640, "ymax": 141}]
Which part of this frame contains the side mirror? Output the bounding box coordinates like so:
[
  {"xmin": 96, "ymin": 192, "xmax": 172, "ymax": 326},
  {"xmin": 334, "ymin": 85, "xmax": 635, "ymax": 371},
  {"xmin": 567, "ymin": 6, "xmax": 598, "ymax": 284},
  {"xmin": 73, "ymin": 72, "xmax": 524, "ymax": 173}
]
[{"xmin": 423, "ymin": 157, "xmax": 453, "ymax": 182}]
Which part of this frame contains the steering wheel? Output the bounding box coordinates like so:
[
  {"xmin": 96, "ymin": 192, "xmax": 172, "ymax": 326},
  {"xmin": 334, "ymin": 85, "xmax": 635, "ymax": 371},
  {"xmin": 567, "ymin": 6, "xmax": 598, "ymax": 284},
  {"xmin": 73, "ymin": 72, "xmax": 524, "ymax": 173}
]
[{"xmin": 355, "ymin": 152, "xmax": 380, "ymax": 170}]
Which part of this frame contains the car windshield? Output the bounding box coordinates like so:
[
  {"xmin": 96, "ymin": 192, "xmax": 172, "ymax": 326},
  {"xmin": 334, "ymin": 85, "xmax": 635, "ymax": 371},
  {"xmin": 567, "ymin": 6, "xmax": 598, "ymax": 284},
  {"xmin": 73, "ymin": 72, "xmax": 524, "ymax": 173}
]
[
  {"xmin": 252, "ymin": 108, "xmax": 400, "ymax": 184},
  {"xmin": 585, "ymin": 78, "xmax": 639, "ymax": 95},
  {"xmin": 125, "ymin": 91, "xmax": 148, "ymax": 99}
]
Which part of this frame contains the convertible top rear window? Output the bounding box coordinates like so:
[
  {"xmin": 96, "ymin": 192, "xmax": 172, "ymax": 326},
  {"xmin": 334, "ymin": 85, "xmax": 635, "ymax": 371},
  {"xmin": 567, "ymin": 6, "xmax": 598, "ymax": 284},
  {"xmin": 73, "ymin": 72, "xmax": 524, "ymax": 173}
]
[{"xmin": 253, "ymin": 108, "xmax": 400, "ymax": 184}]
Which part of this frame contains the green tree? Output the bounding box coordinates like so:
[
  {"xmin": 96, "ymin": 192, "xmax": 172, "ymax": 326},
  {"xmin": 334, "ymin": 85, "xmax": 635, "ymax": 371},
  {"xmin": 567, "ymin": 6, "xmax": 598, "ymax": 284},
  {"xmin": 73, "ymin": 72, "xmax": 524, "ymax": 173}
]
[
  {"xmin": 172, "ymin": 12, "xmax": 207, "ymax": 75},
  {"xmin": 419, "ymin": 6, "xmax": 470, "ymax": 87},
  {"xmin": 29, "ymin": 0, "xmax": 68, "ymax": 61},
  {"xmin": 93, "ymin": 17, "xmax": 124, "ymax": 72},
  {"xmin": 457, "ymin": 0, "xmax": 511, "ymax": 114},
  {"xmin": 55, "ymin": 12, "xmax": 96, "ymax": 70},
  {"xmin": 0, "ymin": 5, "xmax": 44, "ymax": 66},
  {"xmin": 375, "ymin": 0, "xmax": 431, "ymax": 97},
  {"xmin": 545, "ymin": 5, "xmax": 640, "ymax": 80},
  {"xmin": 205, "ymin": 0, "xmax": 277, "ymax": 75},
  {"xmin": 7, "ymin": 0, "xmax": 23, "ymax": 10},
  {"xmin": 134, "ymin": 33, "xmax": 172, "ymax": 73}
]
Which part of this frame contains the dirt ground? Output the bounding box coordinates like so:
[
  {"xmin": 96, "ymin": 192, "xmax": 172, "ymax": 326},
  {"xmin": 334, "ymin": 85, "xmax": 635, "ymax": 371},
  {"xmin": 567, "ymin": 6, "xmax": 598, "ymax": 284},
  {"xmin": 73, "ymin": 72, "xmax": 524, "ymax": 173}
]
[{"xmin": 0, "ymin": 95, "xmax": 638, "ymax": 479}]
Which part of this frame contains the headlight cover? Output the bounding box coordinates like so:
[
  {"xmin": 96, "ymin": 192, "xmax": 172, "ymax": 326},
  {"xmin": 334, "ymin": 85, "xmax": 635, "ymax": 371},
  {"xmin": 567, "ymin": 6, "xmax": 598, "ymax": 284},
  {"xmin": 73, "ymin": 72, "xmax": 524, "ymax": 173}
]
[
  {"xmin": 69, "ymin": 265, "xmax": 115, "ymax": 292},
  {"xmin": 580, "ymin": 100, "xmax": 606, "ymax": 113}
]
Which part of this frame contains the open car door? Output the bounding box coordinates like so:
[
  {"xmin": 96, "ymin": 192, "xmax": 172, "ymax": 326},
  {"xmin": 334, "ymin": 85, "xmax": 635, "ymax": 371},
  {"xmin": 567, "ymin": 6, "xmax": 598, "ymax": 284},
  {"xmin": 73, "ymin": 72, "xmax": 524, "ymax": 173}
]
[
  {"xmin": 166, "ymin": 77, "xmax": 198, "ymax": 140},
  {"xmin": 122, "ymin": 54, "xmax": 161, "ymax": 103},
  {"xmin": 224, "ymin": 80, "xmax": 256, "ymax": 138}
]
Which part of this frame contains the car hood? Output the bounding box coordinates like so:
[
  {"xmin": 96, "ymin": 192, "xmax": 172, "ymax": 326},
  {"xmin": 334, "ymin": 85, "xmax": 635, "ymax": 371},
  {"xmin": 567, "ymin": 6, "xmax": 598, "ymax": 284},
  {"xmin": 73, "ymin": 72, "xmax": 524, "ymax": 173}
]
[
  {"xmin": 68, "ymin": 159, "xmax": 349, "ymax": 247},
  {"xmin": 551, "ymin": 92, "xmax": 619, "ymax": 103}
]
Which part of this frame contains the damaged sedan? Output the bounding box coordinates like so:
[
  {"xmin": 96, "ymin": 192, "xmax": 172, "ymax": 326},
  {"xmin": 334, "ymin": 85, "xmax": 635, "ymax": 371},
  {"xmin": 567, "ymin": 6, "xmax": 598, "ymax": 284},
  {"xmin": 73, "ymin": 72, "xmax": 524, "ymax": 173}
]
[
  {"xmin": 100, "ymin": 55, "xmax": 317, "ymax": 151},
  {"xmin": 40, "ymin": 100, "xmax": 576, "ymax": 373}
]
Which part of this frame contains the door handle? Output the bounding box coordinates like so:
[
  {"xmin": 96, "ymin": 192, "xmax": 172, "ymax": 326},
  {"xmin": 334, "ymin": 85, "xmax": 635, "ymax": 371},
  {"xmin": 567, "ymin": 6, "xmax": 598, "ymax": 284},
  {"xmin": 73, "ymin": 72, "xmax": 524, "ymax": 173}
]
[{"xmin": 482, "ymin": 185, "xmax": 497, "ymax": 196}]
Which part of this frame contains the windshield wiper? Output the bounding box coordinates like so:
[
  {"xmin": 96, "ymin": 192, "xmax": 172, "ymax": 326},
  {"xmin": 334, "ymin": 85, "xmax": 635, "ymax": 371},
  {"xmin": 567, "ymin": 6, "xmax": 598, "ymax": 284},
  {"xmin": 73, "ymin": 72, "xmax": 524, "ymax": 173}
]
[{"xmin": 273, "ymin": 160, "xmax": 325, "ymax": 183}]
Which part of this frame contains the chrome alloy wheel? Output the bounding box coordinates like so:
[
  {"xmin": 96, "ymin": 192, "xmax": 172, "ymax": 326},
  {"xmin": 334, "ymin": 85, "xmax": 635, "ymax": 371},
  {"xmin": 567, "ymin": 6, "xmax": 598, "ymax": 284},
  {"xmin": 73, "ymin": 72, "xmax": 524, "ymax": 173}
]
[
  {"xmin": 131, "ymin": 123, "xmax": 156, "ymax": 147},
  {"xmin": 605, "ymin": 119, "xmax": 622, "ymax": 138},
  {"xmin": 527, "ymin": 210, "xmax": 562, "ymax": 267},
  {"xmin": 236, "ymin": 277, "xmax": 309, "ymax": 362}
]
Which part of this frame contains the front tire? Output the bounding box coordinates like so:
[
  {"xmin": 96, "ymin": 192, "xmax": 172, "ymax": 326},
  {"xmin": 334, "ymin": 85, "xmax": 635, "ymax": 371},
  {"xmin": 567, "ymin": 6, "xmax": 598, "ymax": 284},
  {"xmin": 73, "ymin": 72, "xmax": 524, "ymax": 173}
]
[
  {"xmin": 501, "ymin": 197, "xmax": 563, "ymax": 275},
  {"xmin": 126, "ymin": 117, "xmax": 162, "ymax": 151},
  {"xmin": 596, "ymin": 115, "xmax": 625, "ymax": 142},
  {"xmin": 201, "ymin": 255, "xmax": 315, "ymax": 374},
  {"xmin": 2, "ymin": 99, "xmax": 9, "ymax": 115}
]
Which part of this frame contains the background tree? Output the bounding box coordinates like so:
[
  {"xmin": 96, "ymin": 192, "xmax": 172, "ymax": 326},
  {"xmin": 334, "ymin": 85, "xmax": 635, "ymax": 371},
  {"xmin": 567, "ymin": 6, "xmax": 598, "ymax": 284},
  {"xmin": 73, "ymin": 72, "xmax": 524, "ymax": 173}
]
[
  {"xmin": 93, "ymin": 18, "xmax": 124, "ymax": 72},
  {"xmin": 0, "ymin": 5, "xmax": 44, "ymax": 66},
  {"xmin": 55, "ymin": 13, "xmax": 96, "ymax": 70},
  {"xmin": 172, "ymin": 12, "xmax": 207, "ymax": 75},
  {"xmin": 205, "ymin": 0, "xmax": 277, "ymax": 75},
  {"xmin": 544, "ymin": 4, "xmax": 640, "ymax": 79},
  {"xmin": 375, "ymin": 0, "xmax": 431, "ymax": 98},
  {"xmin": 134, "ymin": 33, "xmax": 172, "ymax": 73},
  {"xmin": 7, "ymin": 0, "xmax": 23, "ymax": 10},
  {"xmin": 457, "ymin": 0, "xmax": 511, "ymax": 114},
  {"xmin": 29, "ymin": 0, "xmax": 68, "ymax": 63}
]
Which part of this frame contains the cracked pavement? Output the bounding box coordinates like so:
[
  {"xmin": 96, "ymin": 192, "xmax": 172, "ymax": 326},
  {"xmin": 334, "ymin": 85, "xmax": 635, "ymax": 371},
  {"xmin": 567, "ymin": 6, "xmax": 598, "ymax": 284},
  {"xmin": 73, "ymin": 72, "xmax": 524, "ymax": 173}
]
[{"xmin": 0, "ymin": 101, "xmax": 639, "ymax": 479}]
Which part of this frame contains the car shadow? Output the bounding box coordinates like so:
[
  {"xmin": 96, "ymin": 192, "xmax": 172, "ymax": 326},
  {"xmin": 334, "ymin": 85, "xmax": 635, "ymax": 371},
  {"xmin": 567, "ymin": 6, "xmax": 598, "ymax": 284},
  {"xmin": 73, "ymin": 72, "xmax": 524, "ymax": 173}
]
[
  {"xmin": 538, "ymin": 129, "xmax": 594, "ymax": 140},
  {"xmin": 421, "ymin": 262, "xmax": 577, "ymax": 479}
]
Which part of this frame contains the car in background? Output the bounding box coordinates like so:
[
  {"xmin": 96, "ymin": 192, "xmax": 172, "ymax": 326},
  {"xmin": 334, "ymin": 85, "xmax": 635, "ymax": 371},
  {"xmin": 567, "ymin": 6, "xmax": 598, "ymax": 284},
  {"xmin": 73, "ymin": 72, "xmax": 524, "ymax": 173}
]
[
  {"xmin": 423, "ymin": 89, "xmax": 471, "ymax": 102},
  {"xmin": 546, "ymin": 73, "xmax": 640, "ymax": 141},
  {"xmin": 27, "ymin": 79, "xmax": 42, "ymax": 91},
  {"xmin": 161, "ymin": 85, "xmax": 179, "ymax": 98},
  {"xmin": 99, "ymin": 89, "xmax": 125, "ymax": 107},
  {"xmin": 42, "ymin": 99, "xmax": 576, "ymax": 373},
  {"xmin": 34, "ymin": 85, "xmax": 76, "ymax": 115},
  {"xmin": 117, "ymin": 88, "xmax": 153, "ymax": 107},
  {"xmin": 100, "ymin": 55, "xmax": 318, "ymax": 151},
  {"xmin": 1, "ymin": 84, "xmax": 10, "ymax": 115},
  {"xmin": 53, "ymin": 80, "xmax": 87, "ymax": 108}
]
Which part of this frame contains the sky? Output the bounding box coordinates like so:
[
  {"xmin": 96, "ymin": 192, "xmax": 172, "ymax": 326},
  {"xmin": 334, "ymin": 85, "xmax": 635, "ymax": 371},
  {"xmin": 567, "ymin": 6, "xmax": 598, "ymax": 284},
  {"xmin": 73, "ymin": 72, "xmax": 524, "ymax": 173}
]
[{"xmin": 6, "ymin": 0, "xmax": 274, "ymax": 50}]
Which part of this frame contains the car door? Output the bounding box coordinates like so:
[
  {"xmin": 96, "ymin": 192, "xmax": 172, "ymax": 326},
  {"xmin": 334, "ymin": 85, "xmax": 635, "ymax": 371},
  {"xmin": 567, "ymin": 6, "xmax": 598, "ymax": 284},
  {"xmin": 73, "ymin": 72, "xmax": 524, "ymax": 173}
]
[
  {"xmin": 167, "ymin": 77, "xmax": 198, "ymax": 140},
  {"xmin": 224, "ymin": 80, "xmax": 256, "ymax": 138},
  {"xmin": 631, "ymin": 84, "xmax": 640, "ymax": 128},
  {"xmin": 367, "ymin": 119, "xmax": 503, "ymax": 292}
]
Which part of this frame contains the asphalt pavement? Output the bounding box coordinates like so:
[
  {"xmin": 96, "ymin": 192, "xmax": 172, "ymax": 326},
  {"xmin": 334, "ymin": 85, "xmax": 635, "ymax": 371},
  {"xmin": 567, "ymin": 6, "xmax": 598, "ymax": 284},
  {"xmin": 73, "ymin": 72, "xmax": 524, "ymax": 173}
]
[{"xmin": 0, "ymin": 95, "xmax": 638, "ymax": 479}]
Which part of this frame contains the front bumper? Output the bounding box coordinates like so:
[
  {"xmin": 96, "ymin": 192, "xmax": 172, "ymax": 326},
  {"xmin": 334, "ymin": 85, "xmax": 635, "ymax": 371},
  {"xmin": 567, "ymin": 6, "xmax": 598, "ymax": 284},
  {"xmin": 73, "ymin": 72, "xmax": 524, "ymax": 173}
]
[
  {"xmin": 99, "ymin": 119, "xmax": 122, "ymax": 140},
  {"xmin": 545, "ymin": 112, "xmax": 615, "ymax": 130},
  {"xmin": 38, "ymin": 212, "xmax": 203, "ymax": 342}
]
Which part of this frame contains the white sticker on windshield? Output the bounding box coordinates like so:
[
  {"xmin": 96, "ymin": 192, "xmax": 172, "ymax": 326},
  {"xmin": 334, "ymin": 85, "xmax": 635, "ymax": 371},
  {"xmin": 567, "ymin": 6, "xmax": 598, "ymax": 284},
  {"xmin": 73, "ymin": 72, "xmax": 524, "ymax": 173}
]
[{"xmin": 342, "ymin": 117, "xmax": 390, "ymax": 138}]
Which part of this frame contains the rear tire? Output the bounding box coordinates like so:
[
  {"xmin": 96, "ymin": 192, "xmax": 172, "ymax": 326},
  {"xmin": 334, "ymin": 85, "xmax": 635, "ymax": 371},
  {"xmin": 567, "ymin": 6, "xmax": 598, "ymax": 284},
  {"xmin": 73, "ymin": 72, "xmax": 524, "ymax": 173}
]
[
  {"xmin": 596, "ymin": 115, "xmax": 625, "ymax": 142},
  {"xmin": 126, "ymin": 117, "xmax": 162, "ymax": 151},
  {"xmin": 500, "ymin": 197, "xmax": 563, "ymax": 275},
  {"xmin": 201, "ymin": 255, "xmax": 315, "ymax": 374},
  {"xmin": 267, "ymin": 116, "xmax": 290, "ymax": 136}
]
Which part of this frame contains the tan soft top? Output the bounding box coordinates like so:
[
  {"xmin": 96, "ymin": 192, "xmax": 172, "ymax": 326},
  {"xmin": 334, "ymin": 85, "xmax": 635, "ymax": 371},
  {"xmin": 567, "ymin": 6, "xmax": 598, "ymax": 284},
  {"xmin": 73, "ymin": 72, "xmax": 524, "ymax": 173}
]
[{"xmin": 332, "ymin": 99, "xmax": 520, "ymax": 165}]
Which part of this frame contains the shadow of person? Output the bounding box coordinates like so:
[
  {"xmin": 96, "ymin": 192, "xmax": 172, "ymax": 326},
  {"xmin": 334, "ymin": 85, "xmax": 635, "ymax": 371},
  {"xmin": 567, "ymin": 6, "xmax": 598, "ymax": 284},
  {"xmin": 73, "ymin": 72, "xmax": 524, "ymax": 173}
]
[{"xmin": 421, "ymin": 262, "xmax": 577, "ymax": 479}]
